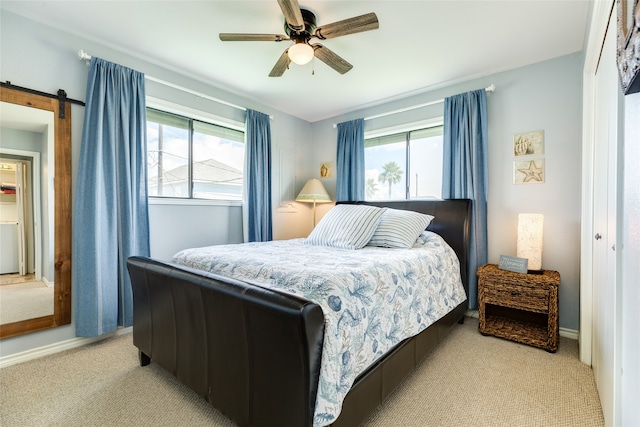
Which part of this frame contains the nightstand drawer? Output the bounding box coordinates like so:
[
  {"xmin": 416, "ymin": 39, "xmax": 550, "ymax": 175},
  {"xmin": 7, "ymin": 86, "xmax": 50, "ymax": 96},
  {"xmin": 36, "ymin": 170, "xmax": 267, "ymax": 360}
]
[{"xmin": 481, "ymin": 281, "xmax": 549, "ymax": 313}]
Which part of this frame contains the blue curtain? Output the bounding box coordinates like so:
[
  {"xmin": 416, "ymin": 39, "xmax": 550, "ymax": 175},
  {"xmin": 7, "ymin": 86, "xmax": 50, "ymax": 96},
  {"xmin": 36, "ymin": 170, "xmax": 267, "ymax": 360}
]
[
  {"xmin": 73, "ymin": 57, "xmax": 150, "ymax": 337},
  {"xmin": 245, "ymin": 109, "xmax": 272, "ymax": 242},
  {"xmin": 442, "ymin": 89, "xmax": 488, "ymax": 309},
  {"xmin": 336, "ymin": 118, "xmax": 365, "ymax": 201}
]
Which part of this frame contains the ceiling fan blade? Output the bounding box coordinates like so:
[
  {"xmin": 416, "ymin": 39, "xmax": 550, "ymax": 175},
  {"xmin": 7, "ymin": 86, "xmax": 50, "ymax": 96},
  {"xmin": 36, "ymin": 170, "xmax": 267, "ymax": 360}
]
[
  {"xmin": 277, "ymin": 0, "xmax": 304, "ymax": 30},
  {"xmin": 269, "ymin": 49, "xmax": 291, "ymax": 77},
  {"xmin": 219, "ymin": 33, "xmax": 289, "ymax": 42},
  {"xmin": 314, "ymin": 12, "xmax": 379, "ymax": 40},
  {"xmin": 313, "ymin": 44, "xmax": 353, "ymax": 74}
]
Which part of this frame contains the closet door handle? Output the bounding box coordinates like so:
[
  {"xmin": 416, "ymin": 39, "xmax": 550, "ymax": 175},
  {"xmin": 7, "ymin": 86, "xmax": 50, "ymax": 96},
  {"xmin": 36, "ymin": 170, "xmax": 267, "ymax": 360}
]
[{"xmin": 594, "ymin": 233, "xmax": 602, "ymax": 240}]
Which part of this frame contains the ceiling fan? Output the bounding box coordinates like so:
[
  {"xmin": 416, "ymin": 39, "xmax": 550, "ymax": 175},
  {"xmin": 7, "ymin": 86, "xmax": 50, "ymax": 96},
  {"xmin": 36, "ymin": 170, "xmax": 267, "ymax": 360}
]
[{"xmin": 219, "ymin": 0, "xmax": 379, "ymax": 77}]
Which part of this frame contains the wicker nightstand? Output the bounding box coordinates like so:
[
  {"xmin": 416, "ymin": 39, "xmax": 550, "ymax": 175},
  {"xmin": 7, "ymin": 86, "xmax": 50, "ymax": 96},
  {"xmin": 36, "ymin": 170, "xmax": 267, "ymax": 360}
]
[{"xmin": 477, "ymin": 264, "xmax": 560, "ymax": 352}]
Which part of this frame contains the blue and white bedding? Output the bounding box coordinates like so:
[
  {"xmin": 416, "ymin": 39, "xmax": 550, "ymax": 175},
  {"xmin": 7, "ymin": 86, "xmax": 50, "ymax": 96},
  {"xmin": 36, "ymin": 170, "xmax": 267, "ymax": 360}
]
[{"xmin": 172, "ymin": 231, "xmax": 467, "ymax": 426}]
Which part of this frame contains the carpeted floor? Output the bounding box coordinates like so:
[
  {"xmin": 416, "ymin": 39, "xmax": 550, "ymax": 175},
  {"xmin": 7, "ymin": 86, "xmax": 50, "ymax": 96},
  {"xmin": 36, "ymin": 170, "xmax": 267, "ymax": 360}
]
[
  {"xmin": 0, "ymin": 317, "xmax": 603, "ymax": 426},
  {"xmin": 0, "ymin": 280, "xmax": 53, "ymax": 324}
]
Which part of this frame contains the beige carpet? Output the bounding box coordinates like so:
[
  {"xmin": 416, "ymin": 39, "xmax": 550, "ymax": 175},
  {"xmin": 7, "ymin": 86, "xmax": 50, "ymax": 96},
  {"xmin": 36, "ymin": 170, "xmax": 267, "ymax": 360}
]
[
  {"xmin": 0, "ymin": 317, "xmax": 603, "ymax": 427},
  {"xmin": 0, "ymin": 280, "xmax": 53, "ymax": 324}
]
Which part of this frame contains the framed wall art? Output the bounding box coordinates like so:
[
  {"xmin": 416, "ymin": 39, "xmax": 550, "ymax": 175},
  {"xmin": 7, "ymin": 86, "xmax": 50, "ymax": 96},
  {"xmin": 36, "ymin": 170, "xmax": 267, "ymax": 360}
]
[
  {"xmin": 514, "ymin": 158, "xmax": 544, "ymax": 185},
  {"xmin": 616, "ymin": 0, "xmax": 640, "ymax": 94},
  {"xmin": 513, "ymin": 130, "xmax": 544, "ymax": 157}
]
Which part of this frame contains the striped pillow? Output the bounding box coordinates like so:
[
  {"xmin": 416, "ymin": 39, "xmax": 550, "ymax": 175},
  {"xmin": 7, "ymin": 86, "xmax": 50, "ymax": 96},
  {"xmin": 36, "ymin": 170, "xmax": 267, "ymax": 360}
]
[
  {"xmin": 306, "ymin": 205, "xmax": 386, "ymax": 249},
  {"xmin": 367, "ymin": 208, "xmax": 434, "ymax": 248}
]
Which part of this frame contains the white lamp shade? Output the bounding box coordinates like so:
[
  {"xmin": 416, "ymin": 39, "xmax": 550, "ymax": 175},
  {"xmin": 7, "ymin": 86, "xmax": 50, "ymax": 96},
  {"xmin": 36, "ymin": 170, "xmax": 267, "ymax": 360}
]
[
  {"xmin": 296, "ymin": 179, "xmax": 331, "ymax": 203},
  {"xmin": 517, "ymin": 213, "xmax": 544, "ymax": 270},
  {"xmin": 288, "ymin": 43, "xmax": 314, "ymax": 65}
]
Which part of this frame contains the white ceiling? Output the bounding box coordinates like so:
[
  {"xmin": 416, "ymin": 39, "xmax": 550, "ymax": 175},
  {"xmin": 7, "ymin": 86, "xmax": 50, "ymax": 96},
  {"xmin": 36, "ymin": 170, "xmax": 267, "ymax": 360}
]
[{"xmin": 1, "ymin": 1, "xmax": 592, "ymax": 123}]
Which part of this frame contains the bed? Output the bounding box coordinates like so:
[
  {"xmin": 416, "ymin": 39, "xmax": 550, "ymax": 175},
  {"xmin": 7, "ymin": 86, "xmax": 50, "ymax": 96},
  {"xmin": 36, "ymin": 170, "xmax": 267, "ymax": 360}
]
[{"xmin": 127, "ymin": 199, "xmax": 470, "ymax": 427}]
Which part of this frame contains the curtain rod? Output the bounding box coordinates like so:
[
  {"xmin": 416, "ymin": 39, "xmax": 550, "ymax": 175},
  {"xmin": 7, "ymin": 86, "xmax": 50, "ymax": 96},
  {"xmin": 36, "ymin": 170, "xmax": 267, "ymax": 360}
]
[
  {"xmin": 77, "ymin": 49, "xmax": 248, "ymax": 113},
  {"xmin": 332, "ymin": 84, "xmax": 496, "ymax": 128}
]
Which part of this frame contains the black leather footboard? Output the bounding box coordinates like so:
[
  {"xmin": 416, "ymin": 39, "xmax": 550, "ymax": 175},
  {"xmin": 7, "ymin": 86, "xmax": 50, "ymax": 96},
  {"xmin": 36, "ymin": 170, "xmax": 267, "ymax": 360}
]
[
  {"xmin": 128, "ymin": 256, "xmax": 465, "ymax": 427},
  {"xmin": 127, "ymin": 256, "xmax": 325, "ymax": 427}
]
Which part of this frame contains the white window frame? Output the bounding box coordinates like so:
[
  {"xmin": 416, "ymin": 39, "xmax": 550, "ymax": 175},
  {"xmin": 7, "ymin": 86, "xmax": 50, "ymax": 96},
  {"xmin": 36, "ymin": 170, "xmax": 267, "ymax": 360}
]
[
  {"xmin": 364, "ymin": 117, "xmax": 444, "ymax": 201},
  {"xmin": 146, "ymin": 97, "xmax": 245, "ymax": 207}
]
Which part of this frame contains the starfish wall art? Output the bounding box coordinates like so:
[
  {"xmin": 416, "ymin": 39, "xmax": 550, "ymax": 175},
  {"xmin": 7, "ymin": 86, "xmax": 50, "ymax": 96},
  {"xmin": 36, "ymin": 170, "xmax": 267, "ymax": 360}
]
[
  {"xmin": 512, "ymin": 130, "xmax": 545, "ymax": 184},
  {"xmin": 514, "ymin": 159, "xmax": 545, "ymax": 184}
]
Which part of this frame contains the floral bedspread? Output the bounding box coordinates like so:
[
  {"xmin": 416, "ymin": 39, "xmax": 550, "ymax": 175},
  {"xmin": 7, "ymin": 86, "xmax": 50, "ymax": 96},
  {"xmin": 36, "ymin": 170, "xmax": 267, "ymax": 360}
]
[{"xmin": 171, "ymin": 231, "xmax": 467, "ymax": 426}]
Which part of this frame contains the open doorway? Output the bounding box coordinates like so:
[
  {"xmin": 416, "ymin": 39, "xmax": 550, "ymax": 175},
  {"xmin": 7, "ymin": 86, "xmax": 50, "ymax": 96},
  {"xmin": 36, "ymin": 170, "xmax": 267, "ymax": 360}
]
[{"xmin": 0, "ymin": 150, "xmax": 51, "ymax": 324}]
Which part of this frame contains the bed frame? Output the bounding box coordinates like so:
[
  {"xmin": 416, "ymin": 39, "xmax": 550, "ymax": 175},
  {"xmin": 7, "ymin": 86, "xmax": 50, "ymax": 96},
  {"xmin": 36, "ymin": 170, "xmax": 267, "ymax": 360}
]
[{"xmin": 126, "ymin": 199, "xmax": 470, "ymax": 427}]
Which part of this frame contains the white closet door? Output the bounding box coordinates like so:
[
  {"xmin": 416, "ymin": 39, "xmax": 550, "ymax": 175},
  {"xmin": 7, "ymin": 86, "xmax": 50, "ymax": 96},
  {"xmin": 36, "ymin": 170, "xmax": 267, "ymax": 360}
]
[{"xmin": 592, "ymin": 13, "xmax": 620, "ymax": 426}]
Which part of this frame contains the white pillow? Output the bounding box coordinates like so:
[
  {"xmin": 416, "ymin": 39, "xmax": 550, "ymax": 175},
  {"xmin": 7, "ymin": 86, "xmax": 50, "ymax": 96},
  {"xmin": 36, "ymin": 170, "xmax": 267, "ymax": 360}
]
[
  {"xmin": 367, "ymin": 208, "xmax": 434, "ymax": 248},
  {"xmin": 306, "ymin": 204, "xmax": 387, "ymax": 249}
]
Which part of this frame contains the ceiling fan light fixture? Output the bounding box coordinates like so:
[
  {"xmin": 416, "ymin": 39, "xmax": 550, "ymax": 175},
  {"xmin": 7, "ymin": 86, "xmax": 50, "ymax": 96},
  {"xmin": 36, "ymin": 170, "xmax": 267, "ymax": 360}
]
[{"xmin": 288, "ymin": 42, "xmax": 314, "ymax": 65}]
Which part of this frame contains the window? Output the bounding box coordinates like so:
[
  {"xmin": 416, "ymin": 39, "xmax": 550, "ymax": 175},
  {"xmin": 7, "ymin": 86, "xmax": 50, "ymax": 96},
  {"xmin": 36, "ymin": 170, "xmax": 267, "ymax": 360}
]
[
  {"xmin": 146, "ymin": 108, "xmax": 245, "ymax": 200},
  {"xmin": 364, "ymin": 125, "xmax": 443, "ymax": 200}
]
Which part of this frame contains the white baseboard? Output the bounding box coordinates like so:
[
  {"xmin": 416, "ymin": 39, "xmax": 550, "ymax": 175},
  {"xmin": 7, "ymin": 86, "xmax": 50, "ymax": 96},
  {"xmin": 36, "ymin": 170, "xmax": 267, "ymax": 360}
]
[
  {"xmin": 559, "ymin": 327, "xmax": 579, "ymax": 340},
  {"xmin": 0, "ymin": 326, "xmax": 132, "ymax": 369}
]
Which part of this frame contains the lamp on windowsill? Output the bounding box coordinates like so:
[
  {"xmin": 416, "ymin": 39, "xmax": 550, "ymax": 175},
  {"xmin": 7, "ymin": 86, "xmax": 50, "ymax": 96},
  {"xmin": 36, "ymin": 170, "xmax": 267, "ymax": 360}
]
[
  {"xmin": 516, "ymin": 213, "xmax": 544, "ymax": 274},
  {"xmin": 296, "ymin": 178, "xmax": 332, "ymax": 226}
]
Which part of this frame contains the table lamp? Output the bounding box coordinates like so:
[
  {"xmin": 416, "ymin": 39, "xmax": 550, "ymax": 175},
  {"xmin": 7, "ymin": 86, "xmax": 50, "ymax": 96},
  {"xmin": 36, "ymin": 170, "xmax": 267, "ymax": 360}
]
[
  {"xmin": 296, "ymin": 178, "xmax": 332, "ymax": 226},
  {"xmin": 517, "ymin": 213, "xmax": 544, "ymax": 272}
]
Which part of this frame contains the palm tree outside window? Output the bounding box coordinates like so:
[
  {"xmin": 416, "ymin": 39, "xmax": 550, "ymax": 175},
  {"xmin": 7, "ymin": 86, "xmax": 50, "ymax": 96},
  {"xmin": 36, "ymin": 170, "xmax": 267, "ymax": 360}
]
[
  {"xmin": 379, "ymin": 161, "xmax": 404, "ymax": 199},
  {"xmin": 364, "ymin": 125, "xmax": 443, "ymax": 200}
]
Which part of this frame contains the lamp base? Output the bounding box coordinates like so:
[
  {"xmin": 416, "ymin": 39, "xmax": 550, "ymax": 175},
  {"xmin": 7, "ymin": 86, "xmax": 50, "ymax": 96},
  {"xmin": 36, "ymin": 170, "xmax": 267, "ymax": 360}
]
[{"xmin": 527, "ymin": 269, "xmax": 544, "ymax": 275}]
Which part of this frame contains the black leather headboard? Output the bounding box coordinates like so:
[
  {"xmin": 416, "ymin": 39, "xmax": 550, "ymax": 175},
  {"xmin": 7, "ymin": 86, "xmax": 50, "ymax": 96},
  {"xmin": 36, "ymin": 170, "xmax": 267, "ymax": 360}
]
[{"xmin": 337, "ymin": 199, "xmax": 471, "ymax": 297}]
